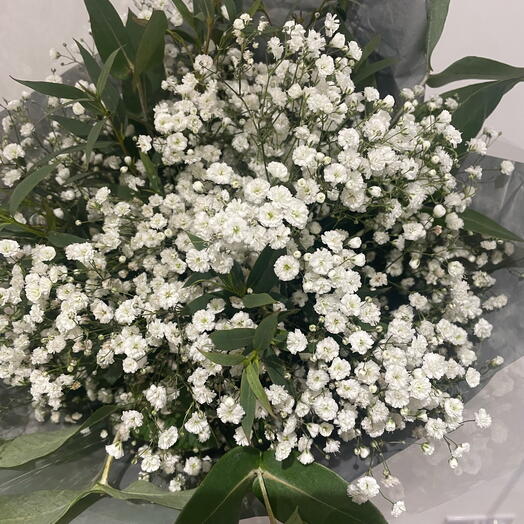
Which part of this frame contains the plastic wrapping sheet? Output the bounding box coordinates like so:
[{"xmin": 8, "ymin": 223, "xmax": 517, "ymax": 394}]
[{"xmin": 2, "ymin": 3, "xmax": 524, "ymax": 522}]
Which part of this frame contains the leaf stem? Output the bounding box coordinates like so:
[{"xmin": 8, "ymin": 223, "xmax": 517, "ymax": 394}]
[
  {"xmin": 257, "ymin": 470, "xmax": 277, "ymax": 524},
  {"xmin": 98, "ymin": 431, "xmax": 120, "ymax": 486}
]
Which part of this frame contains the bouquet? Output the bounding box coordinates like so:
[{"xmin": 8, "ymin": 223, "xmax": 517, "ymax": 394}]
[{"xmin": 0, "ymin": 1, "xmax": 522, "ymax": 522}]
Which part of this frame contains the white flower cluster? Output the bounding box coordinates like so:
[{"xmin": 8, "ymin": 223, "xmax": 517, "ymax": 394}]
[{"xmin": 0, "ymin": 11, "xmax": 512, "ymax": 518}]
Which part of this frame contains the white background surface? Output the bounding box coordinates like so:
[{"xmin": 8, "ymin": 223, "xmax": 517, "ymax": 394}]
[{"xmin": 1, "ymin": 2, "xmax": 524, "ymax": 523}]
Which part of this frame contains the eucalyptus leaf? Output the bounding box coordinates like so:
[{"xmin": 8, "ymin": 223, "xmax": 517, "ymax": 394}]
[
  {"xmin": 200, "ymin": 350, "xmax": 245, "ymax": 366},
  {"xmin": 11, "ymin": 79, "xmax": 87, "ymax": 100},
  {"xmin": 426, "ymin": 0, "xmax": 450, "ymax": 69},
  {"xmin": 50, "ymin": 115, "xmax": 92, "ymax": 138},
  {"xmin": 0, "ymin": 488, "xmax": 92, "ymax": 524},
  {"xmin": 139, "ymin": 152, "xmax": 163, "ymax": 194},
  {"xmin": 85, "ymin": 120, "xmax": 105, "ymax": 168},
  {"xmin": 187, "ymin": 232, "xmax": 208, "ymax": 250},
  {"xmin": 446, "ymin": 79, "xmax": 520, "ymax": 151},
  {"xmin": 9, "ymin": 163, "xmax": 57, "ymax": 215},
  {"xmin": 255, "ymin": 452, "xmax": 387, "ymax": 524},
  {"xmin": 183, "ymin": 293, "xmax": 214, "ymax": 315},
  {"xmin": 135, "ymin": 10, "xmax": 168, "ymax": 75},
  {"xmin": 246, "ymin": 247, "xmax": 284, "ymax": 293},
  {"xmin": 97, "ymin": 48, "xmax": 121, "ymax": 96},
  {"xmin": 253, "ymin": 312, "xmax": 279, "ymax": 352},
  {"xmin": 286, "ymin": 507, "xmax": 306, "ymax": 524},
  {"xmin": 428, "ymin": 56, "xmax": 524, "ymax": 87},
  {"xmin": 242, "ymin": 293, "xmax": 276, "ymax": 308},
  {"xmin": 96, "ymin": 480, "xmax": 194, "ymax": 510},
  {"xmin": 176, "ymin": 447, "xmax": 260, "ymax": 524},
  {"xmin": 240, "ymin": 369, "xmax": 256, "ymax": 441},
  {"xmin": 182, "ymin": 271, "xmax": 214, "ymax": 288},
  {"xmin": 84, "ymin": 0, "xmax": 133, "ymax": 78},
  {"xmin": 47, "ymin": 232, "xmax": 86, "ymax": 247},
  {"xmin": 353, "ymin": 57, "xmax": 397, "ymax": 85},
  {"xmin": 0, "ymin": 405, "xmax": 116, "ymax": 468},
  {"xmin": 245, "ymin": 362, "xmax": 274, "ymax": 417},
  {"xmin": 461, "ymin": 208, "xmax": 522, "ymax": 241},
  {"xmin": 209, "ymin": 328, "xmax": 255, "ymax": 351}
]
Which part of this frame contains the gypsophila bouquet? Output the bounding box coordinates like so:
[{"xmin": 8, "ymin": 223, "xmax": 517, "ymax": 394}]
[{"xmin": 0, "ymin": 1, "xmax": 522, "ymax": 522}]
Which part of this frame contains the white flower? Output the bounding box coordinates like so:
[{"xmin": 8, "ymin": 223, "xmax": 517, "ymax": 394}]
[
  {"xmin": 286, "ymin": 329, "xmax": 307, "ymax": 354},
  {"xmin": 158, "ymin": 426, "xmax": 179, "ymax": 449},
  {"xmin": 217, "ymin": 396, "xmax": 244, "ymax": 424},
  {"xmin": 391, "ymin": 501, "xmax": 406, "ymax": 518},
  {"xmin": 347, "ymin": 330, "xmax": 374, "ymax": 355},
  {"xmin": 3, "ymin": 143, "xmax": 25, "ymax": 161},
  {"xmin": 347, "ymin": 476, "xmax": 380, "ymax": 504},
  {"xmin": 0, "ymin": 239, "xmax": 20, "ymax": 258},
  {"xmin": 500, "ymin": 160, "xmax": 515, "ymax": 176},
  {"xmin": 121, "ymin": 410, "xmax": 143, "ymax": 429},
  {"xmin": 274, "ymin": 255, "xmax": 300, "ymax": 281},
  {"xmin": 475, "ymin": 408, "xmax": 492, "ymax": 429}
]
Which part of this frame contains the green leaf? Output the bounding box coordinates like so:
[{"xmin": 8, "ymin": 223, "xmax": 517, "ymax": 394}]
[
  {"xmin": 47, "ymin": 232, "xmax": 86, "ymax": 247},
  {"xmin": 461, "ymin": 208, "xmax": 522, "ymax": 241},
  {"xmin": 176, "ymin": 447, "xmax": 260, "ymax": 524},
  {"xmin": 139, "ymin": 152, "xmax": 163, "ymax": 194},
  {"xmin": 242, "ymin": 293, "xmax": 276, "ymax": 308},
  {"xmin": 246, "ymin": 246, "xmax": 285, "ymax": 293},
  {"xmin": 357, "ymin": 34, "xmax": 381, "ymax": 66},
  {"xmin": 209, "ymin": 328, "xmax": 255, "ymax": 351},
  {"xmin": 9, "ymin": 163, "xmax": 56, "ymax": 214},
  {"xmin": 264, "ymin": 355, "xmax": 292, "ymax": 392},
  {"xmin": 255, "ymin": 452, "xmax": 388, "ymax": 524},
  {"xmin": 12, "ymin": 78, "xmax": 87, "ymax": 99},
  {"xmin": 183, "ymin": 271, "xmax": 214, "ymax": 288},
  {"xmin": 84, "ymin": 0, "xmax": 133, "ymax": 78},
  {"xmin": 426, "ymin": 0, "xmax": 450, "ymax": 69},
  {"xmin": 200, "ymin": 350, "xmax": 245, "ymax": 366},
  {"xmin": 75, "ymin": 39, "xmax": 102, "ymax": 83},
  {"xmin": 240, "ymin": 368, "xmax": 256, "ymax": 441},
  {"xmin": 135, "ymin": 10, "xmax": 168, "ymax": 75},
  {"xmin": 183, "ymin": 293, "xmax": 214, "ymax": 314},
  {"xmin": 428, "ymin": 56, "xmax": 524, "ymax": 87},
  {"xmin": 253, "ymin": 312, "xmax": 279, "ymax": 352},
  {"xmin": 245, "ymin": 362, "xmax": 274, "ymax": 416},
  {"xmin": 96, "ymin": 48, "xmax": 121, "ymax": 95},
  {"xmin": 353, "ymin": 57, "xmax": 397, "ymax": 85},
  {"xmin": 0, "ymin": 405, "xmax": 116, "ymax": 467},
  {"xmin": 446, "ymin": 79, "xmax": 520, "ymax": 149},
  {"xmin": 187, "ymin": 232, "xmax": 208, "ymax": 250},
  {"xmin": 50, "ymin": 115, "xmax": 92, "ymax": 138},
  {"xmin": 96, "ymin": 480, "xmax": 194, "ymax": 509},
  {"xmin": 84, "ymin": 120, "xmax": 105, "ymax": 168},
  {"xmin": 286, "ymin": 508, "xmax": 306, "ymax": 524},
  {"xmin": 0, "ymin": 488, "xmax": 91, "ymax": 524}
]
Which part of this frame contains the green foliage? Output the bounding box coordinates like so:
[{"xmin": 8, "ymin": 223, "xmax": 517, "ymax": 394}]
[
  {"xmin": 426, "ymin": 0, "xmax": 450, "ymax": 69},
  {"xmin": 246, "ymin": 247, "xmax": 285, "ymax": 293},
  {"xmin": 135, "ymin": 11, "xmax": 168, "ymax": 75},
  {"xmin": 140, "ymin": 151, "xmax": 164, "ymax": 194},
  {"xmin": 200, "ymin": 350, "xmax": 245, "ymax": 366},
  {"xmin": 0, "ymin": 406, "xmax": 116, "ymax": 468},
  {"xmin": 240, "ymin": 369, "xmax": 257, "ymax": 441},
  {"xmin": 243, "ymin": 293, "xmax": 276, "ymax": 308},
  {"xmin": 84, "ymin": 120, "xmax": 105, "ymax": 168},
  {"xmin": 245, "ymin": 362, "xmax": 274, "ymax": 416},
  {"xmin": 187, "ymin": 232, "xmax": 208, "ymax": 250},
  {"xmin": 47, "ymin": 232, "xmax": 86, "ymax": 247},
  {"xmin": 11, "ymin": 79, "xmax": 87, "ymax": 99},
  {"xmin": 253, "ymin": 312, "xmax": 279, "ymax": 352},
  {"xmin": 84, "ymin": 0, "xmax": 133, "ymax": 78},
  {"xmin": 176, "ymin": 447, "xmax": 387, "ymax": 524},
  {"xmin": 460, "ymin": 208, "xmax": 522, "ymax": 241},
  {"xmin": 209, "ymin": 328, "xmax": 255, "ymax": 350}
]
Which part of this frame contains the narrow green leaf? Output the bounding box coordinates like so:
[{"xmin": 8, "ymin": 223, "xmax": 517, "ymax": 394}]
[
  {"xmin": 264, "ymin": 355, "xmax": 292, "ymax": 392},
  {"xmin": 353, "ymin": 57, "xmax": 397, "ymax": 85},
  {"xmin": 96, "ymin": 48, "xmax": 121, "ymax": 95},
  {"xmin": 84, "ymin": 0, "xmax": 133, "ymax": 78},
  {"xmin": 9, "ymin": 163, "xmax": 56, "ymax": 214},
  {"xmin": 135, "ymin": 10, "xmax": 168, "ymax": 75},
  {"xmin": 357, "ymin": 34, "xmax": 381, "ymax": 66},
  {"xmin": 223, "ymin": 0, "xmax": 238, "ymax": 20},
  {"xmin": 428, "ymin": 56, "xmax": 524, "ymax": 88},
  {"xmin": 253, "ymin": 312, "xmax": 279, "ymax": 352},
  {"xmin": 84, "ymin": 120, "xmax": 105, "ymax": 168},
  {"xmin": 50, "ymin": 115, "xmax": 92, "ymax": 138},
  {"xmin": 245, "ymin": 362, "xmax": 274, "ymax": 416},
  {"xmin": 47, "ymin": 232, "xmax": 86, "ymax": 247},
  {"xmin": 461, "ymin": 208, "xmax": 522, "ymax": 241},
  {"xmin": 12, "ymin": 78, "xmax": 87, "ymax": 99},
  {"xmin": 240, "ymin": 369, "xmax": 256, "ymax": 441},
  {"xmin": 0, "ymin": 405, "xmax": 116, "ymax": 467},
  {"xmin": 246, "ymin": 246, "xmax": 285, "ymax": 293},
  {"xmin": 446, "ymin": 79, "xmax": 520, "ymax": 149},
  {"xmin": 209, "ymin": 328, "xmax": 255, "ymax": 351},
  {"xmin": 96, "ymin": 480, "xmax": 194, "ymax": 509},
  {"xmin": 200, "ymin": 350, "xmax": 245, "ymax": 366},
  {"xmin": 426, "ymin": 0, "xmax": 450, "ymax": 69},
  {"xmin": 242, "ymin": 293, "xmax": 276, "ymax": 309},
  {"xmin": 139, "ymin": 152, "xmax": 163, "ymax": 194},
  {"xmin": 0, "ymin": 488, "xmax": 91, "ymax": 524},
  {"xmin": 183, "ymin": 271, "xmax": 214, "ymax": 288},
  {"xmin": 256, "ymin": 452, "xmax": 388, "ymax": 524},
  {"xmin": 187, "ymin": 232, "xmax": 208, "ymax": 250},
  {"xmin": 75, "ymin": 39, "xmax": 101, "ymax": 83},
  {"xmin": 176, "ymin": 447, "xmax": 260, "ymax": 524},
  {"xmin": 183, "ymin": 293, "xmax": 214, "ymax": 315}
]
